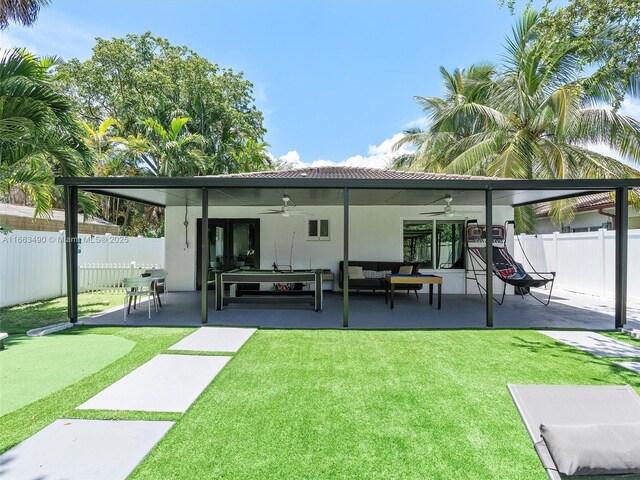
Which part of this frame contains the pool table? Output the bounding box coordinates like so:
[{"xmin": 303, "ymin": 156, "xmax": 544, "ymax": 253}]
[{"xmin": 214, "ymin": 269, "xmax": 327, "ymax": 311}]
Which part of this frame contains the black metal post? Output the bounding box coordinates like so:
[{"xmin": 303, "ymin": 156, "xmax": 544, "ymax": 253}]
[
  {"xmin": 615, "ymin": 187, "xmax": 628, "ymax": 328},
  {"xmin": 201, "ymin": 188, "xmax": 209, "ymax": 324},
  {"xmin": 343, "ymin": 188, "xmax": 349, "ymax": 328},
  {"xmin": 485, "ymin": 189, "xmax": 493, "ymax": 327},
  {"xmin": 64, "ymin": 186, "xmax": 79, "ymax": 323}
]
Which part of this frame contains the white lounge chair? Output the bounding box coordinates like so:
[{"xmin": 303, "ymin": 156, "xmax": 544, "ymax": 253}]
[{"xmin": 508, "ymin": 384, "xmax": 640, "ymax": 479}]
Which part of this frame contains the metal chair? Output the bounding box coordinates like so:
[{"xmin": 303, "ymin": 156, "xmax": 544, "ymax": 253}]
[
  {"xmin": 123, "ymin": 277, "xmax": 156, "ymax": 322},
  {"xmin": 144, "ymin": 268, "xmax": 168, "ymax": 305}
]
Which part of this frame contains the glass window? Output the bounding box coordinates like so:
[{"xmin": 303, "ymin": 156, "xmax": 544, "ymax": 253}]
[
  {"xmin": 403, "ymin": 221, "xmax": 433, "ymax": 268},
  {"xmin": 308, "ymin": 219, "xmax": 329, "ymax": 240},
  {"xmin": 435, "ymin": 220, "xmax": 465, "ymax": 269},
  {"xmin": 308, "ymin": 220, "xmax": 318, "ymax": 237},
  {"xmin": 403, "ymin": 220, "xmax": 466, "ymax": 270},
  {"xmin": 320, "ymin": 219, "xmax": 329, "ymax": 238}
]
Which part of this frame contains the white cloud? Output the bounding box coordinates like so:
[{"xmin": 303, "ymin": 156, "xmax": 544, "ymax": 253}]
[
  {"xmin": 274, "ymin": 132, "xmax": 413, "ymax": 170},
  {"xmin": 405, "ymin": 117, "xmax": 429, "ymax": 129}
]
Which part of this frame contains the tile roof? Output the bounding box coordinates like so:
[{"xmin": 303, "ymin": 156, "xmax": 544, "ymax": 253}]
[
  {"xmin": 534, "ymin": 188, "xmax": 640, "ymax": 216},
  {"xmin": 213, "ymin": 166, "xmax": 501, "ymax": 181}
]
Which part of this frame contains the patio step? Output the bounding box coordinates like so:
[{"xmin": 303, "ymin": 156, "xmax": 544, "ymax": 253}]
[{"xmin": 0, "ymin": 419, "xmax": 174, "ymax": 480}]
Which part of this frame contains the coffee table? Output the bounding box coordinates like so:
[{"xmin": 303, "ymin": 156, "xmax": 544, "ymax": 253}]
[{"xmin": 384, "ymin": 273, "xmax": 442, "ymax": 309}]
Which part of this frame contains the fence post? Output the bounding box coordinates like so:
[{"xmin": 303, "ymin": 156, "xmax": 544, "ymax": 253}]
[
  {"xmin": 129, "ymin": 261, "xmax": 135, "ymax": 278},
  {"xmin": 598, "ymin": 228, "xmax": 606, "ymax": 297},
  {"xmin": 104, "ymin": 233, "xmax": 111, "ymax": 263},
  {"xmin": 552, "ymin": 231, "xmax": 559, "ymax": 274},
  {"xmin": 59, "ymin": 230, "xmax": 65, "ymax": 296}
]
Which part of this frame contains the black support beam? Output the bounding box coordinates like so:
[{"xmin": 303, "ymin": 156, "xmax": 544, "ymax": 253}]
[
  {"xmin": 485, "ymin": 189, "xmax": 493, "ymax": 327},
  {"xmin": 64, "ymin": 186, "xmax": 79, "ymax": 323},
  {"xmin": 614, "ymin": 187, "xmax": 628, "ymax": 328},
  {"xmin": 201, "ymin": 188, "xmax": 209, "ymax": 324},
  {"xmin": 343, "ymin": 188, "xmax": 349, "ymax": 328}
]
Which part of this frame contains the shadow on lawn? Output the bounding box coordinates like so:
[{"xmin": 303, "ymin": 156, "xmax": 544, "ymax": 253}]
[
  {"xmin": 0, "ymin": 296, "xmax": 117, "ymax": 335},
  {"xmin": 510, "ymin": 334, "xmax": 640, "ymax": 388}
]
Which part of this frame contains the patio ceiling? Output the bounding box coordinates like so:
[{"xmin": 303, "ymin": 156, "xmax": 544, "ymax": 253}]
[{"xmin": 55, "ymin": 176, "xmax": 640, "ymax": 208}]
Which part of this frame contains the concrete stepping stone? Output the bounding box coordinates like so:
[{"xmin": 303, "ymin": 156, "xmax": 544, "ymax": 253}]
[
  {"xmin": 0, "ymin": 419, "xmax": 173, "ymax": 480},
  {"xmin": 615, "ymin": 362, "xmax": 640, "ymax": 374},
  {"xmin": 169, "ymin": 326, "xmax": 256, "ymax": 353},
  {"xmin": 539, "ymin": 331, "xmax": 640, "ymax": 358},
  {"xmin": 77, "ymin": 354, "xmax": 230, "ymax": 412}
]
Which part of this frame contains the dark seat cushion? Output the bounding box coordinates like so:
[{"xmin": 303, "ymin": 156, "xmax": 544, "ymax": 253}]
[
  {"xmin": 349, "ymin": 279, "xmax": 385, "ymax": 289},
  {"xmin": 339, "ymin": 261, "xmax": 422, "ymax": 291}
]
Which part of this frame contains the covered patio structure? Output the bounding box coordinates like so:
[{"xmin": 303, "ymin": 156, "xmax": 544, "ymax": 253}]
[{"xmin": 56, "ymin": 169, "xmax": 640, "ymax": 329}]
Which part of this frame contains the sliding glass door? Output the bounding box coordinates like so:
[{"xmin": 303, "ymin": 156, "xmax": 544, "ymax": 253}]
[{"xmin": 196, "ymin": 219, "xmax": 260, "ymax": 289}]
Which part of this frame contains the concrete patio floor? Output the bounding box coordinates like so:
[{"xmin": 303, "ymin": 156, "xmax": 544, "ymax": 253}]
[{"xmin": 82, "ymin": 288, "xmax": 640, "ymax": 330}]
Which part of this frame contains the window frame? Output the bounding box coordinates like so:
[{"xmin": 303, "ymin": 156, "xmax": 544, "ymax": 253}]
[
  {"xmin": 307, "ymin": 218, "xmax": 330, "ymax": 241},
  {"xmin": 403, "ymin": 218, "xmax": 467, "ymax": 271}
]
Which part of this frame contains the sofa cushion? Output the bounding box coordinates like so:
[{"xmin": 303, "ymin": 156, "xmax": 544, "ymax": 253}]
[
  {"xmin": 540, "ymin": 422, "xmax": 640, "ymax": 476},
  {"xmin": 363, "ymin": 270, "xmax": 387, "ymax": 279},
  {"xmin": 350, "ymin": 279, "xmax": 385, "ymax": 289},
  {"xmin": 348, "ymin": 266, "xmax": 365, "ymax": 279}
]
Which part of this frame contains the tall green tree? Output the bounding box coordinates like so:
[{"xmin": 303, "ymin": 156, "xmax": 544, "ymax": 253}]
[
  {"xmin": 0, "ymin": 48, "xmax": 94, "ymax": 216},
  {"xmin": 55, "ymin": 32, "xmax": 269, "ymax": 174},
  {"xmin": 0, "ymin": 0, "xmax": 49, "ymax": 29},
  {"xmin": 395, "ymin": 11, "xmax": 640, "ymax": 231},
  {"xmin": 502, "ymin": 0, "xmax": 640, "ymax": 105}
]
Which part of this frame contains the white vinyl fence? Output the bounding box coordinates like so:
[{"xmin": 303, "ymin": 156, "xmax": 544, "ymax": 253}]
[
  {"xmin": 0, "ymin": 231, "xmax": 165, "ymax": 307},
  {"xmin": 514, "ymin": 229, "xmax": 640, "ymax": 301}
]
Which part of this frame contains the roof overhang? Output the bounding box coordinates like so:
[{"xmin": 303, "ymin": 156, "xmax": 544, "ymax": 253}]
[{"xmin": 55, "ymin": 176, "xmax": 640, "ymax": 208}]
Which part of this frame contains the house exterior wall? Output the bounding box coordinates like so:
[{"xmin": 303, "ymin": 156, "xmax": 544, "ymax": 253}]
[
  {"xmin": 165, "ymin": 204, "xmax": 514, "ymax": 294},
  {"xmin": 535, "ymin": 209, "xmax": 640, "ymax": 234}
]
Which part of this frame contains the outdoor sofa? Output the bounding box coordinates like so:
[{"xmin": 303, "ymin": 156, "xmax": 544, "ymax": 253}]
[{"xmin": 338, "ymin": 261, "xmax": 422, "ymax": 295}]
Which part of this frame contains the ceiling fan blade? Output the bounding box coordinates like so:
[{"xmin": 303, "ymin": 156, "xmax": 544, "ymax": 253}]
[
  {"xmin": 419, "ymin": 211, "xmax": 446, "ymax": 216},
  {"xmin": 259, "ymin": 210, "xmax": 282, "ymax": 215}
]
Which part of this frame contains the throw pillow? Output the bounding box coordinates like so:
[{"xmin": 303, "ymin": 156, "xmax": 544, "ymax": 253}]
[
  {"xmin": 348, "ymin": 266, "xmax": 365, "ymax": 279},
  {"xmin": 398, "ymin": 265, "xmax": 413, "ymax": 274},
  {"xmin": 540, "ymin": 422, "xmax": 640, "ymax": 476}
]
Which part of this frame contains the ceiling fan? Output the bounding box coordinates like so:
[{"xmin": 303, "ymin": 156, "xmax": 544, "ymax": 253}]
[
  {"xmin": 420, "ymin": 194, "xmax": 456, "ymax": 217},
  {"xmin": 260, "ymin": 194, "xmax": 309, "ymax": 217}
]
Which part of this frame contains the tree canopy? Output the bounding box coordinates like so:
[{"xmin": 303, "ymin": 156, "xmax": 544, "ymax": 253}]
[
  {"xmin": 395, "ymin": 10, "xmax": 640, "ymax": 232},
  {"xmin": 54, "ymin": 32, "xmax": 270, "ymax": 175},
  {"xmin": 502, "ymin": 0, "xmax": 640, "ymax": 105}
]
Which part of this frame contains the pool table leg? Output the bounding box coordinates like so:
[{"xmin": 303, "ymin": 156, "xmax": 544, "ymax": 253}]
[
  {"xmin": 438, "ymin": 283, "xmax": 442, "ymax": 309},
  {"xmin": 429, "ymin": 284, "xmax": 433, "ymax": 305}
]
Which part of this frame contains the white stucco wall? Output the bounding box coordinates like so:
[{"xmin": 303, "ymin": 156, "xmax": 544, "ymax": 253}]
[{"xmin": 165, "ymin": 204, "xmax": 514, "ymax": 294}]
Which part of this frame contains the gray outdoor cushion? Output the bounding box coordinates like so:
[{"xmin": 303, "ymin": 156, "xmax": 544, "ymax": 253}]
[{"xmin": 540, "ymin": 422, "xmax": 640, "ymax": 476}]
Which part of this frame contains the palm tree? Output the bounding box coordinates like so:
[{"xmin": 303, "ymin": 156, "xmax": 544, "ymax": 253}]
[
  {"xmin": 0, "ymin": 0, "xmax": 49, "ymax": 29},
  {"xmin": 394, "ymin": 11, "xmax": 640, "ymax": 231},
  {"xmin": 0, "ymin": 48, "xmax": 94, "ymax": 216},
  {"xmin": 118, "ymin": 116, "xmax": 208, "ymax": 176}
]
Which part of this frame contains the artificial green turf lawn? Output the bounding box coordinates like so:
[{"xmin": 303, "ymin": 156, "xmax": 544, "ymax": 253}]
[
  {"xmin": 0, "ymin": 334, "xmax": 134, "ymax": 415},
  {"xmin": 130, "ymin": 329, "xmax": 640, "ymax": 480},
  {"xmin": 0, "ymin": 326, "xmax": 195, "ymax": 454},
  {"xmin": 0, "ymin": 291, "xmax": 123, "ymax": 334}
]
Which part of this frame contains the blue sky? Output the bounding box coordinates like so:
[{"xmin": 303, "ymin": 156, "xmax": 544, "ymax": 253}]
[{"xmin": 2, "ymin": 0, "xmax": 638, "ymax": 168}]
